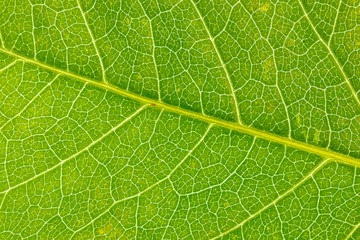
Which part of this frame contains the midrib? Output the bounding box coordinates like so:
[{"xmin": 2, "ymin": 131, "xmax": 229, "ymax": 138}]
[{"xmin": 1, "ymin": 47, "xmax": 360, "ymax": 168}]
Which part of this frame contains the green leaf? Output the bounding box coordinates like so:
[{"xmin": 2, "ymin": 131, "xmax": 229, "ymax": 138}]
[{"xmin": 1, "ymin": 0, "xmax": 360, "ymax": 239}]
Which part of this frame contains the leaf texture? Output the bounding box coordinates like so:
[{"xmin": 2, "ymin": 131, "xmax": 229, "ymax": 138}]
[{"xmin": 1, "ymin": 0, "xmax": 360, "ymax": 239}]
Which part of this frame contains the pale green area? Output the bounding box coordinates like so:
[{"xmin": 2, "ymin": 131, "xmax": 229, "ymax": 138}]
[{"xmin": 0, "ymin": 0, "xmax": 360, "ymax": 239}]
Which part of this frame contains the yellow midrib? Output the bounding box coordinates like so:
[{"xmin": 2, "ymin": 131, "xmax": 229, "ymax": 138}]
[{"xmin": 1, "ymin": 48, "xmax": 360, "ymax": 167}]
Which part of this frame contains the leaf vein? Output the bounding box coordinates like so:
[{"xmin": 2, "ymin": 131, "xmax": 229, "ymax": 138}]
[
  {"xmin": 69, "ymin": 123, "xmax": 213, "ymax": 237},
  {"xmin": 0, "ymin": 73, "xmax": 59, "ymax": 131},
  {"xmin": 189, "ymin": 0, "xmax": 243, "ymax": 125},
  {"xmin": 0, "ymin": 48, "xmax": 359, "ymax": 169},
  {"xmin": 297, "ymin": 0, "xmax": 360, "ymax": 107},
  {"xmin": 76, "ymin": 0, "xmax": 107, "ymax": 84},
  {"xmin": 211, "ymin": 158, "xmax": 331, "ymax": 239},
  {"xmin": 0, "ymin": 104, "xmax": 148, "ymax": 195}
]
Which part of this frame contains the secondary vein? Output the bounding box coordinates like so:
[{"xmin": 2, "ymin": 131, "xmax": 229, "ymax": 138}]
[
  {"xmin": 0, "ymin": 104, "xmax": 148, "ymax": 194},
  {"xmin": 189, "ymin": 0, "xmax": 243, "ymax": 125},
  {"xmin": 211, "ymin": 158, "xmax": 331, "ymax": 239},
  {"xmin": 76, "ymin": 0, "xmax": 107, "ymax": 84},
  {"xmin": 297, "ymin": 0, "xmax": 360, "ymax": 107}
]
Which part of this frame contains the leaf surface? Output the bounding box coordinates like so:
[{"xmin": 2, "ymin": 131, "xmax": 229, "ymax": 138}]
[{"xmin": 1, "ymin": 0, "xmax": 360, "ymax": 239}]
